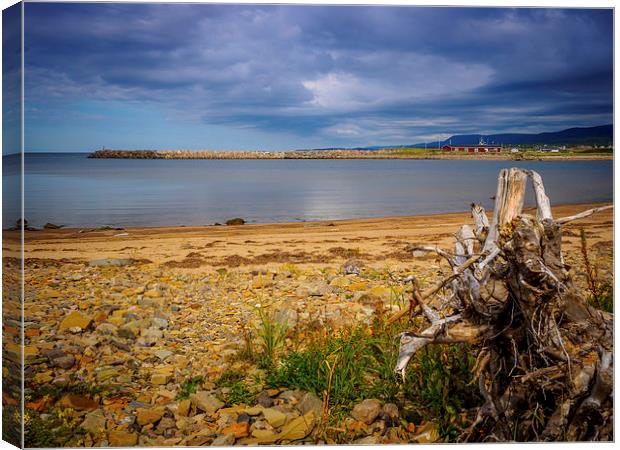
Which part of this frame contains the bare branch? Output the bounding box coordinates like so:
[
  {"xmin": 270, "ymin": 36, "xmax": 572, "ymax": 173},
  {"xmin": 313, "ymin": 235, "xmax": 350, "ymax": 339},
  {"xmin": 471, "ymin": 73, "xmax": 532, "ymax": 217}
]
[
  {"xmin": 525, "ymin": 169, "xmax": 553, "ymax": 221},
  {"xmin": 387, "ymin": 253, "xmax": 483, "ymax": 325},
  {"xmin": 406, "ymin": 244, "xmax": 456, "ymax": 266},
  {"xmin": 556, "ymin": 205, "xmax": 613, "ymax": 224},
  {"xmin": 470, "ymin": 203, "xmax": 490, "ymax": 241}
]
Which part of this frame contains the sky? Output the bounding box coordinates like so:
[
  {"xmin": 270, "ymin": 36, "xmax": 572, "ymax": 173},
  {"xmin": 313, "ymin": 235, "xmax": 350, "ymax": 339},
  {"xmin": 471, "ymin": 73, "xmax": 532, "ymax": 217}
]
[{"xmin": 14, "ymin": 2, "xmax": 615, "ymax": 152}]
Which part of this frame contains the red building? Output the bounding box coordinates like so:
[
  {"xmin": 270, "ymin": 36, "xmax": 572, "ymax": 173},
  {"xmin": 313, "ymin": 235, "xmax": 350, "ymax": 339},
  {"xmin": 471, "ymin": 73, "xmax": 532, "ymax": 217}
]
[{"xmin": 442, "ymin": 145, "xmax": 501, "ymax": 153}]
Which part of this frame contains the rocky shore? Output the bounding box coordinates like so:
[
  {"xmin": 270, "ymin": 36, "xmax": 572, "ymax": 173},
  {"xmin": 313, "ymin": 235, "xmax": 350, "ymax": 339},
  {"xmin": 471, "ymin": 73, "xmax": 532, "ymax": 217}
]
[
  {"xmin": 87, "ymin": 149, "xmax": 612, "ymax": 160},
  {"xmin": 5, "ymin": 204, "xmax": 613, "ymax": 446}
]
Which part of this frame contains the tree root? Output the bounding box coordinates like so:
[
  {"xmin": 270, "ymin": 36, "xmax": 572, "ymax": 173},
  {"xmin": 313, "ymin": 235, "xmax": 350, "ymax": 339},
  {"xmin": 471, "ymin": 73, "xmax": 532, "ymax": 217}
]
[{"xmin": 391, "ymin": 168, "xmax": 613, "ymax": 442}]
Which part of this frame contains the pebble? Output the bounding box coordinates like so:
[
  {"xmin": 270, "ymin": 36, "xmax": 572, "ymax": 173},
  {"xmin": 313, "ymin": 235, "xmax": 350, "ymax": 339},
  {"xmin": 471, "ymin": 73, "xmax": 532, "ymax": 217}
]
[
  {"xmin": 108, "ymin": 429, "xmax": 138, "ymax": 446},
  {"xmin": 58, "ymin": 311, "xmax": 92, "ymax": 331},
  {"xmin": 190, "ymin": 391, "xmax": 224, "ymax": 415},
  {"xmin": 351, "ymin": 399, "xmax": 383, "ymax": 425},
  {"xmin": 89, "ymin": 258, "xmax": 134, "ymax": 267},
  {"xmin": 297, "ymin": 392, "xmax": 323, "ymax": 417},
  {"xmin": 136, "ymin": 407, "xmax": 165, "ymax": 426},
  {"xmin": 262, "ymin": 408, "xmax": 287, "ymax": 428}
]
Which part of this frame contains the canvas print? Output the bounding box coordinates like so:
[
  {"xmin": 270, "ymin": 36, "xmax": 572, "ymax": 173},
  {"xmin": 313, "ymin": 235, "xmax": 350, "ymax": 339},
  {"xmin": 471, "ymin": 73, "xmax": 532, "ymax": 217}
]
[{"xmin": 2, "ymin": 1, "xmax": 614, "ymax": 447}]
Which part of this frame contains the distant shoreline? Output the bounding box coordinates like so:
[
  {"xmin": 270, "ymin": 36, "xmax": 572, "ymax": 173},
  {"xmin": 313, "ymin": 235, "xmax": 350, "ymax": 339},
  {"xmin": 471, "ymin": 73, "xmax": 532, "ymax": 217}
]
[{"xmin": 87, "ymin": 149, "xmax": 613, "ymax": 161}]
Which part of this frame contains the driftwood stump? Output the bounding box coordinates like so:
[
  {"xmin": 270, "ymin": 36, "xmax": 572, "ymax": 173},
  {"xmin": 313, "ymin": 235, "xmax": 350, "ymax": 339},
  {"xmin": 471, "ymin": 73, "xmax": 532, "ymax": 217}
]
[{"xmin": 392, "ymin": 168, "xmax": 613, "ymax": 441}]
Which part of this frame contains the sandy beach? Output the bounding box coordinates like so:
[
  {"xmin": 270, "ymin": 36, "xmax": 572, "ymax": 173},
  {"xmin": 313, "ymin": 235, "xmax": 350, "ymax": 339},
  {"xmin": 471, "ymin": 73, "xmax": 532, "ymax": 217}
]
[
  {"xmin": 5, "ymin": 203, "xmax": 613, "ymax": 446},
  {"xmin": 15, "ymin": 202, "xmax": 614, "ymax": 271}
]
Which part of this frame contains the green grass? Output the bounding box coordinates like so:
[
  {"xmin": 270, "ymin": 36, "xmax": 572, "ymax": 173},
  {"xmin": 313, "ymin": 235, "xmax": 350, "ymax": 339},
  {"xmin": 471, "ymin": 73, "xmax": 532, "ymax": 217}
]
[
  {"xmin": 223, "ymin": 382, "xmax": 256, "ymax": 406},
  {"xmin": 25, "ymin": 407, "xmax": 85, "ymax": 447},
  {"xmin": 215, "ymin": 369, "xmax": 256, "ymax": 406},
  {"xmin": 402, "ymin": 344, "xmax": 479, "ymax": 440},
  {"xmin": 176, "ymin": 376, "xmax": 204, "ymax": 400},
  {"xmin": 594, "ymin": 281, "xmax": 613, "ymax": 313},
  {"xmin": 256, "ymin": 306, "xmax": 289, "ymax": 369},
  {"xmin": 265, "ymin": 321, "xmax": 480, "ymax": 440}
]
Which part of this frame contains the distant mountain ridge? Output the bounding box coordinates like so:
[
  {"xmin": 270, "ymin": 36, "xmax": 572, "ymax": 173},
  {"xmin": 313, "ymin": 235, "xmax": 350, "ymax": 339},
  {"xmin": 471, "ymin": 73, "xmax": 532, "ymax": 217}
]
[
  {"xmin": 423, "ymin": 124, "xmax": 613, "ymax": 147},
  {"xmin": 299, "ymin": 124, "xmax": 612, "ymax": 151}
]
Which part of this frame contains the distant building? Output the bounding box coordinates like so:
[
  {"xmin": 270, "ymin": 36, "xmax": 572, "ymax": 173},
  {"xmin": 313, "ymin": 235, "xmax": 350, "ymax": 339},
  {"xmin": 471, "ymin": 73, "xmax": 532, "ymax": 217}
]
[
  {"xmin": 510, "ymin": 148, "xmax": 519, "ymax": 153},
  {"xmin": 539, "ymin": 146, "xmax": 562, "ymax": 153},
  {"xmin": 442, "ymin": 144, "xmax": 501, "ymax": 153}
]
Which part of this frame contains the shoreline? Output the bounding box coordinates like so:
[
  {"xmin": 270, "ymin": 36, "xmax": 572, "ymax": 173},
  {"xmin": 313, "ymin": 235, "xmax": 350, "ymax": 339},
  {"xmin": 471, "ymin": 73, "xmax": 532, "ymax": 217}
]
[
  {"xmin": 14, "ymin": 202, "xmax": 613, "ymax": 268},
  {"xmin": 87, "ymin": 149, "xmax": 613, "ymax": 161},
  {"xmin": 12, "ymin": 202, "xmax": 613, "ymax": 447},
  {"xmin": 6, "ymin": 201, "xmax": 612, "ymax": 237}
]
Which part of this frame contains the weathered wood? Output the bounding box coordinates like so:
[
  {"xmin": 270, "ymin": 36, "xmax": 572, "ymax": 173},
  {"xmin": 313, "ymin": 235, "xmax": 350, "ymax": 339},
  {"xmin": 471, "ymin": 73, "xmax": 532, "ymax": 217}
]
[
  {"xmin": 557, "ymin": 205, "xmax": 613, "ymax": 224},
  {"xmin": 526, "ymin": 169, "xmax": 553, "ymax": 221},
  {"xmin": 483, "ymin": 168, "xmax": 527, "ymax": 254},
  {"xmin": 470, "ymin": 203, "xmax": 489, "ymax": 242},
  {"xmin": 387, "ymin": 253, "xmax": 483, "ymax": 325},
  {"xmin": 455, "ymin": 224, "xmax": 476, "ymax": 264},
  {"xmin": 394, "ymin": 168, "xmax": 613, "ymax": 442}
]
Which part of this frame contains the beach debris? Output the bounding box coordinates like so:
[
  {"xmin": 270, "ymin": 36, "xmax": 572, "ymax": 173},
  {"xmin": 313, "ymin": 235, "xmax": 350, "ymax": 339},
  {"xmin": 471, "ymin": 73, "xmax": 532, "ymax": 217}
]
[
  {"xmin": 225, "ymin": 218, "xmax": 246, "ymax": 226},
  {"xmin": 88, "ymin": 258, "xmax": 135, "ymax": 267},
  {"xmin": 10, "ymin": 218, "xmax": 38, "ymax": 231},
  {"xmin": 78, "ymin": 225, "xmax": 125, "ymax": 233},
  {"xmin": 43, "ymin": 222, "xmax": 64, "ymax": 229},
  {"xmin": 391, "ymin": 168, "xmax": 614, "ymax": 441},
  {"xmin": 343, "ymin": 258, "xmax": 363, "ymax": 275}
]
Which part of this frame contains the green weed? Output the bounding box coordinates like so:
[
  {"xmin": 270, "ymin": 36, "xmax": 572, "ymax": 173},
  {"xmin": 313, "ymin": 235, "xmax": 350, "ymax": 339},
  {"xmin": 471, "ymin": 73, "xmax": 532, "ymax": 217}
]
[
  {"xmin": 256, "ymin": 306, "xmax": 288, "ymax": 368},
  {"xmin": 176, "ymin": 376, "xmax": 204, "ymax": 400},
  {"xmin": 265, "ymin": 319, "xmax": 479, "ymax": 441},
  {"xmin": 215, "ymin": 369, "xmax": 244, "ymax": 388},
  {"xmin": 580, "ymin": 228, "xmax": 613, "ymax": 313},
  {"xmin": 215, "ymin": 369, "xmax": 255, "ymax": 405},
  {"xmin": 402, "ymin": 344, "xmax": 479, "ymax": 441},
  {"xmin": 223, "ymin": 382, "xmax": 256, "ymax": 406},
  {"xmin": 266, "ymin": 326, "xmax": 399, "ymax": 418},
  {"xmin": 25, "ymin": 407, "xmax": 84, "ymax": 447}
]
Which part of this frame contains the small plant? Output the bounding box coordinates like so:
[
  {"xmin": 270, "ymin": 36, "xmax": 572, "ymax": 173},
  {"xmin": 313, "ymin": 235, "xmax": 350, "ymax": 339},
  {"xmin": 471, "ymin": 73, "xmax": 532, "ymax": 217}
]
[
  {"xmin": 266, "ymin": 326, "xmax": 389, "ymax": 417},
  {"xmin": 580, "ymin": 228, "xmax": 613, "ymax": 312},
  {"xmin": 256, "ymin": 305, "xmax": 288, "ymax": 368},
  {"xmin": 215, "ymin": 369, "xmax": 244, "ymax": 388},
  {"xmin": 25, "ymin": 406, "xmax": 84, "ymax": 447},
  {"xmin": 235, "ymin": 325, "xmax": 257, "ymax": 362},
  {"xmin": 215, "ymin": 369, "xmax": 255, "ymax": 405},
  {"xmin": 402, "ymin": 344, "xmax": 479, "ymax": 441},
  {"xmin": 224, "ymin": 381, "xmax": 255, "ymax": 406},
  {"xmin": 176, "ymin": 376, "xmax": 204, "ymax": 400}
]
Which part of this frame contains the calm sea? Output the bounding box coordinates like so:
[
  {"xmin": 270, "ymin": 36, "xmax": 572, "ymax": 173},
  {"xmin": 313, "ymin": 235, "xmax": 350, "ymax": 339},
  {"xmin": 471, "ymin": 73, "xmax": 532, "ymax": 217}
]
[{"xmin": 2, "ymin": 153, "xmax": 614, "ymax": 228}]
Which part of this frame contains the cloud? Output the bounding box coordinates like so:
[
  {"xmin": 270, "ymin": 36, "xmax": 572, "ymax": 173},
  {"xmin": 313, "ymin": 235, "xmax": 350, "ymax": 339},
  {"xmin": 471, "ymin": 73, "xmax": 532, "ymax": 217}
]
[{"xmin": 23, "ymin": 4, "xmax": 612, "ymax": 150}]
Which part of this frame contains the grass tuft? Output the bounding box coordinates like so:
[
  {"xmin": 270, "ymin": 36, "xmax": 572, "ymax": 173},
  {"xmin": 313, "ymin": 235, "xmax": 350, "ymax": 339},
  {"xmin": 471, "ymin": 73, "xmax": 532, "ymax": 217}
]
[
  {"xmin": 256, "ymin": 305, "xmax": 289, "ymax": 368},
  {"xmin": 176, "ymin": 376, "xmax": 204, "ymax": 400}
]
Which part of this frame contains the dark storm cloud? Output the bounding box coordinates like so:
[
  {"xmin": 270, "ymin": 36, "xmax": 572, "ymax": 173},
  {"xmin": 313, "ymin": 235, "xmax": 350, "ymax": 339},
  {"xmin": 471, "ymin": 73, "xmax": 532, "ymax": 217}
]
[{"xmin": 25, "ymin": 3, "xmax": 612, "ymax": 147}]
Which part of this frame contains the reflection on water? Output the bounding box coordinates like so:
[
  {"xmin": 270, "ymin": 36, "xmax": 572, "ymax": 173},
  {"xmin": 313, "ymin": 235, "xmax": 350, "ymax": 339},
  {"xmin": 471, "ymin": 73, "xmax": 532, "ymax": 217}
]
[{"xmin": 3, "ymin": 153, "xmax": 613, "ymax": 228}]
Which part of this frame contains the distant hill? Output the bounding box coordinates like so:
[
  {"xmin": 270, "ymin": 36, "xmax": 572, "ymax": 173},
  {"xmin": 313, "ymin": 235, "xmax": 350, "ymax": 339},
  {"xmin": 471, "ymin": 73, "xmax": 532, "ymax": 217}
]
[
  {"xmin": 412, "ymin": 124, "xmax": 613, "ymax": 148},
  {"xmin": 299, "ymin": 124, "xmax": 613, "ymax": 151}
]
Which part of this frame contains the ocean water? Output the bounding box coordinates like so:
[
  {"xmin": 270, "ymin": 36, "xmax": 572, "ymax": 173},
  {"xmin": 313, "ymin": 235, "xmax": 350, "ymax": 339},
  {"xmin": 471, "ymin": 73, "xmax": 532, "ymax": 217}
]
[{"xmin": 2, "ymin": 153, "xmax": 614, "ymax": 228}]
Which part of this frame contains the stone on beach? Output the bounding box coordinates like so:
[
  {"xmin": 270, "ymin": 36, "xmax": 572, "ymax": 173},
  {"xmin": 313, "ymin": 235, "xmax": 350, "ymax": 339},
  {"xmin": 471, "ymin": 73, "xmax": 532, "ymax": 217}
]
[
  {"xmin": 190, "ymin": 391, "xmax": 224, "ymax": 415},
  {"xmin": 88, "ymin": 258, "xmax": 134, "ymax": 267},
  {"xmin": 351, "ymin": 399, "xmax": 382, "ymax": 425},
  {"xmin": 19, "ymin": 204, "xmax": 612, "ymax": 446},
  {"xmin": 136, "ymin": 406, "xmax": 165, "ymax": 426},
  {"xmin": 108, "ymin": 430, "xmax": 138, "ymax": 447},
  {"xmin": 58, "ymin": 311, "xmax": 92, "ymax": 331}
]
